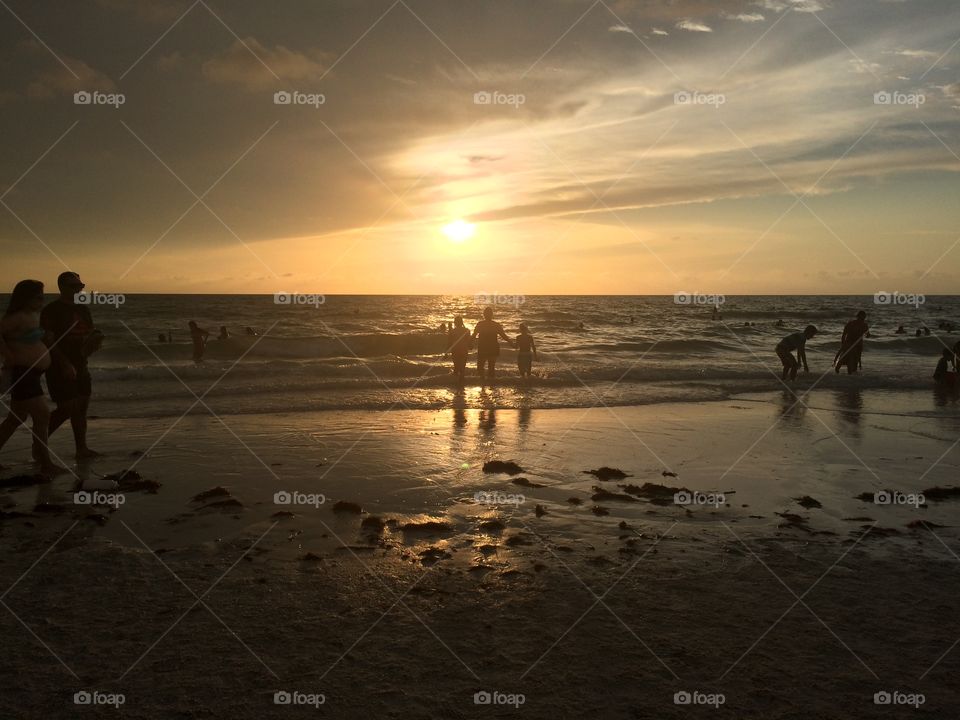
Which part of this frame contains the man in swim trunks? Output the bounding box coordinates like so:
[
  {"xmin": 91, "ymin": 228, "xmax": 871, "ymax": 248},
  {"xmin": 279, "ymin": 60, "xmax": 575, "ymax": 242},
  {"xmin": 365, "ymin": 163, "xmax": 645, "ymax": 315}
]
[
  {"xmin": 776, "ymin": 325, "xmax": 817, "ymax": 381},
  {"xmin": 835, "ymin": 310, "xmax": 868, "ymax": 374},
  {"xmin": 40, "ymin": 271, "xmax": 100, "ymax": 459},
  {"xmin": 472, "ymin": 307, "xmax": 513, "ymax": 381}
]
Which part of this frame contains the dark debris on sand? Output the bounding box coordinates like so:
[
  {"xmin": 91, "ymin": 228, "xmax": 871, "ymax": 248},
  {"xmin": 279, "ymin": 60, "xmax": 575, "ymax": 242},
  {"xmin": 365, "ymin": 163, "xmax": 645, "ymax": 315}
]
[
  {"xmin": 620, "ymin": 482, "xmax": 688, "ymax": 505},
  {"xmin": 192, "ymin": 486, "xmax": 231, "ymax": 503},
  {"xmin": 332, "ymin": 501, "xmax": 363, "ymax": 514},
  {"xmin": 590, "ymin": 486, "xmax": 637, "ymax": 503},
  {"xmin": 795, "ymin": 495, "xmax": 823, "ymax": 509},
  {"xmin": 582, "ymin": 467, "xmax": 631, "ymax": 481},
  {"xmin": 0, "ymin": 474, "xmax": 45, "ymax": 488},
  {"xmin": 105, "ymin": 469, "xmax": 161, "ymax": 493},
  {"xmin": 511, "ymin": 477, "xmax": 544, "ymax": 488},
  {"xmin": 923, "ymin": 486, "xmax": 960, "ymax": 501},
  {"xmin": 482, "ymin": 460, "xmax": 524, "ymax": 475}
]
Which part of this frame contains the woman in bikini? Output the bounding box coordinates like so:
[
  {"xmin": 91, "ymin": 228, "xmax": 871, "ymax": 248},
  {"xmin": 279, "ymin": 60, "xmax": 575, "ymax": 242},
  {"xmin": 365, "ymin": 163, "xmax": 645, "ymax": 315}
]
[{"xmin": 0, "ymin": 280, "xmax": 66, "ymax": 476}]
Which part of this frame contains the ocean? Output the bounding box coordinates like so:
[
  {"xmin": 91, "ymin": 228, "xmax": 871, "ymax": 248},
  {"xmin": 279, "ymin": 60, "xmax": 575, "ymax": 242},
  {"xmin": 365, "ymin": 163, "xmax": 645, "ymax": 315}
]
[{"xmin": 21, "ymin": 294, "xmax": 960, "ymax": 418}]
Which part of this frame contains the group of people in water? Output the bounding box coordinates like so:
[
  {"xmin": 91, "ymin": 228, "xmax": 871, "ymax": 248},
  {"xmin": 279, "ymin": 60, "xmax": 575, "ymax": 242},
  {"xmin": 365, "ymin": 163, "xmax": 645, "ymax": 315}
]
[
  {"xmin": 2, "ymin": 278, "xmax": 960, "ymax": 479},
  {"xmin": 774, "ymin": 309, "xmax": 960, "ymax": 385},
  {"xmin": 444, "ymin": 307, "xmax": 537, "ymax": 383}
]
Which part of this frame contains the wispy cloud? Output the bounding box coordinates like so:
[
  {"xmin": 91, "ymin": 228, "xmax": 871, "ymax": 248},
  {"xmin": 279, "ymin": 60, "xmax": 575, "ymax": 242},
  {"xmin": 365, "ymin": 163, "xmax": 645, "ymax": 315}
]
[{"xmin": 676, "ymin": 19, "xmax": 713, "ymax": 32}]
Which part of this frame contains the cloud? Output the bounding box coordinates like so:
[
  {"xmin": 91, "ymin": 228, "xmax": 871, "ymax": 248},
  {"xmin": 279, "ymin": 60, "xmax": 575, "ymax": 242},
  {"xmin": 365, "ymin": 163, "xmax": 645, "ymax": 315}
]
[
  {"xmin": 202, "ymin": 38, "xmax": 330, "ymax": 91},
  {"xmin": 608, "ymin": 24, "xmax": 633, "ymax": 33},
  {"xmin": 723, "ymin": 12, "xmax": 766, "ymax": 22},
  {"xmin": 651, "ymin": 28, "xmax": 669, "ymax": 36},
  {"xmin": 889, "ymin": 49, "xmax": 939, "ymax": 59},
  {"xmin": 19, "ymin": 41, "xmax": 116, "ymax": 99},
  {"xmin": 756, "ymin": 0, "xmax": 826, "ymax": 12},
  {"xmin": 676, "ymin": 19, "xmax": 713, "ymax": 32}
]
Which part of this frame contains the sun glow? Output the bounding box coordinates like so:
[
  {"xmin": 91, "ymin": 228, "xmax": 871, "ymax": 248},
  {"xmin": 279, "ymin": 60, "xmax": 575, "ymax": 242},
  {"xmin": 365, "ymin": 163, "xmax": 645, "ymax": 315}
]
[{"xmin": 442, "ymin": 219, "xmax": 476, "ymax": 243}]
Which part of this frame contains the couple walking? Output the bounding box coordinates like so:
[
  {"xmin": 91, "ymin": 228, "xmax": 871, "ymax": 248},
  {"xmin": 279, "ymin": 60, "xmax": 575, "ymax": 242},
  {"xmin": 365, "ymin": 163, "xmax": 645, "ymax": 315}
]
[{"xmin": 0, "ymin": 271, "xmax": 100, "ymax": 476}]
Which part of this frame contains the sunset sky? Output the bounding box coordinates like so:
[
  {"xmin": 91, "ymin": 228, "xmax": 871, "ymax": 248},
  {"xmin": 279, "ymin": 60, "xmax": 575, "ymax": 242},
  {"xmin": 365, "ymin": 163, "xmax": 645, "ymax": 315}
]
[{"xmin": 1, "ymin": 0, "xmax": 958, "ymax": 295}]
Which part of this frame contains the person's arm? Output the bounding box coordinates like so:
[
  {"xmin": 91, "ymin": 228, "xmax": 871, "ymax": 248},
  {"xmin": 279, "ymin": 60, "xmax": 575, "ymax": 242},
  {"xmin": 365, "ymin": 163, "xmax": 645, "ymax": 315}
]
[
  {"xmin": 497, "ymin": 324, "xmax": 512, "ymax": 344},
  {"xmin": 471, "ymin": 324, "xmax": 480, "ymax": 339},
  {"xmin": 531, "ymin": 336, "xmax": 537, "ymax": 360},
  {"xmin": 799, "ymin": 345, "xmax": 808, "ymax": 372}
]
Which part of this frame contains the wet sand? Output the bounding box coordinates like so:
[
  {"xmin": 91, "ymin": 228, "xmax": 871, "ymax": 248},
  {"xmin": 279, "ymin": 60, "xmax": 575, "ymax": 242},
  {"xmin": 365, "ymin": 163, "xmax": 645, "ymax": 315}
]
[{"xmin": 1, "ymin": 390, "xmax": 959, "ymax": 717}]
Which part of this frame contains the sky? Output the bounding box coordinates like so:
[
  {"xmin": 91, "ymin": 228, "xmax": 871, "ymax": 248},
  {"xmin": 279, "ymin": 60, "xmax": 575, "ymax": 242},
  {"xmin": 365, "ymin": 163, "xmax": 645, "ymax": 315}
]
[{"xmin": 0, "ymin": 0, "xmax": 959, "ymax": 295}]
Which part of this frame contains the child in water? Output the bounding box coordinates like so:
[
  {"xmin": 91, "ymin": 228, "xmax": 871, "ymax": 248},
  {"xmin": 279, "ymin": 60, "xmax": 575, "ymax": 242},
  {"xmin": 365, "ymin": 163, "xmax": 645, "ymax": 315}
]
[
  {"xmin": 447, "ymin": 316, "xmax": 471, "ymax": 384},
  {"xmin": 515, "ymin": 323, "xmax": 537, "ymax": 379},
  {"xmin": 776, "ymin": 325, "xmax": 817, "ymax": 381}
]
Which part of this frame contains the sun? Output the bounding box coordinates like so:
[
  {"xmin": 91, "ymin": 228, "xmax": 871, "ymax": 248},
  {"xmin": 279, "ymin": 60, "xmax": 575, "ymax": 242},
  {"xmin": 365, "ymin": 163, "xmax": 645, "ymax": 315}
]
[{"xmin": 442, "ymin": 219, "xmax": 476, "ymax": 243}]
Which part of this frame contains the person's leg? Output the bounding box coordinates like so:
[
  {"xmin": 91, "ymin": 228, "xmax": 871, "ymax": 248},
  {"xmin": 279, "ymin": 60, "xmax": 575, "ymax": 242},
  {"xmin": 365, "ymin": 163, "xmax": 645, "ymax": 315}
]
[
  {"xmin": 71, "ymin": 395, "xmax": 98, "ymax": 457},
  {"xmin": 488, "ymin": 360, "xmax": 496, "ymax": 380},
  {"xmin": 0, "ymin": 406, "xmax": 27, "ymax": 456},
  {"xmin": 24, "ymin": 398, "xmax": 65, "ymax": 475}
]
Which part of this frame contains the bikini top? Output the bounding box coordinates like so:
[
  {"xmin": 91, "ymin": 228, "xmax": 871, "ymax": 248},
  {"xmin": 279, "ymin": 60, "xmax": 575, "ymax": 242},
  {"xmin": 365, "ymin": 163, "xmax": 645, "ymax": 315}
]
[{"xmin": 18, "ymin": 327, "xmax": 46, "ymax": 344}]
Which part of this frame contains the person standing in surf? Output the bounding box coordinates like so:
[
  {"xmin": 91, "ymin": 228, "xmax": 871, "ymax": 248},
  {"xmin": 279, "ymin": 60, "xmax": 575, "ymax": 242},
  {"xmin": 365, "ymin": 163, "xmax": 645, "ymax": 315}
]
[
  {"xmin": 776, "ymin": 325, "xmax": 817, "ymax": 381},
  {"xmin": 41, "ymin": 271, "xmax": 101, "ymax": 459},
  {"xmin": 0, "ymin": 280, "xmax": 67, "ymax": 475},
  {"xmin": 835, "ymin": 310, "xmax": 868, "ymax": 374},
  {"xmin": 188, "ymin": 321, "xmax": 210, "ymax": 362},
  {"xmin": 447, "ymin": 316, "xmax": 471, "ymax": 384},
  {"xmin": 472, "ymin": 307, "xmax": 513, "ymax": 381}
]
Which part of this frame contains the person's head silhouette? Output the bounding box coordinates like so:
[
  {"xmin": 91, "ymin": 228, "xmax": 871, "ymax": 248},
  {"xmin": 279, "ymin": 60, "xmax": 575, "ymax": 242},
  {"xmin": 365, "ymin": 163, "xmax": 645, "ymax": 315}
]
[{"xmin": 483, "ymin": 307, "xmax": 493, "ymax": 320}]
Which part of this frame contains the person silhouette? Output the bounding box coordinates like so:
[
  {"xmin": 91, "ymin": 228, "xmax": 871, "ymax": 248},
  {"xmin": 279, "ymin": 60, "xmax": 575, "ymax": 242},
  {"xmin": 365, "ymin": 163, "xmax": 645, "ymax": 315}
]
[
  {"xmin": 447, "ymin": 316, "xmax": 471, "ymax": 384},
  {"xmin": 472, "ymin": 307, "xmax": 512, "ymax": 381}
]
